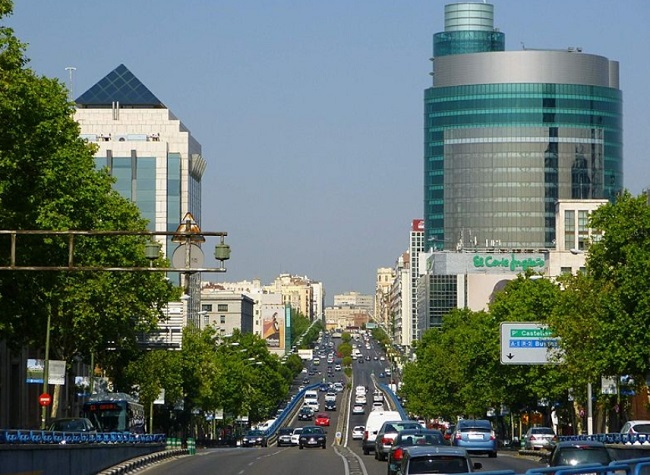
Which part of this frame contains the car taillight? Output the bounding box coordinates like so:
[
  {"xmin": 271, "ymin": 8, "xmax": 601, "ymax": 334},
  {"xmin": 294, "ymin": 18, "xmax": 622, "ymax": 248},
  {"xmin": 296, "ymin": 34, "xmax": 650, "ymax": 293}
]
[
  {"xmin": 393, "ymin": 448, "xmax": 404, "ymax": 461},
  {"xmin": 490, "ymin": 431, "xmax": 496, "ymax": 441},
  {"xmin": 455, "ymin": 433, "xmax": 461, "ymax": 440},
  {"xmin": 382, "ymin": 437, "xmax": 394, "ymax": 445},
  {"xmin": 364, "ymin": 431, "xmax": 369, "ymax": 440}
]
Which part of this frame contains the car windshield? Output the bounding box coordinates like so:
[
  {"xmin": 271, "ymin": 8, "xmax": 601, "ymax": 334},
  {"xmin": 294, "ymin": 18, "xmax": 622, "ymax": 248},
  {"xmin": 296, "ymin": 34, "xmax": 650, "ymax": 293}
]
[
  {"xmin": 556, "ymin": 447, "xmax": 611, "ymax": 466},
  {"xmin": 279, "ymin": 428, "xmax": 292, "ymax": 435},
  {"xmin": 246, "ymin": 430, "xmax": 264, "ymax": 436},
  {"xmin": 302, "ymin": 427, "xmax": 323, "ymax": 435},
  {"xmin": 409, "ymin": 456, "xmax": 468, "ymax": 474},
  {"xmin": 50, "ymin": 419, "xmax": 91, "ymax": 431}
]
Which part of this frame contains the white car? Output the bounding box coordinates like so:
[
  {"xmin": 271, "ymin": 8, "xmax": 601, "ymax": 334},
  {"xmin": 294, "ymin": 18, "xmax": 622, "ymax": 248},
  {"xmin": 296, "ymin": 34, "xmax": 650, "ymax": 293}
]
[
  {"xmin": 325, "ymin": 392, "xmax": 337, "ymax": 403},
  {"xmin": 355, "ymin": 385, "xmax": 367, "ymax": 396},
  {"xmin": 352, "ymin": 426, "xmax": 365, "ymax": 440},
  {"xmin": 352, "ymin": 404, "xmax": 365, "ymax": 415},
  {"xmin": 256, "ymin": 418, "xmax": 276, "ymax": 431},
  {"xmin": 332, "ymin": 382, "xmax": 344, "ymax": 392},
  {"xmin": 355, "ymin": 395, "xmax": 367, "ymax": 405},
  {"xmin": 380, "ymin": 356, "xmax": 385, "ymax": 361},
  {"xmin": 291, "ymin": 427, "xmax": 303, "ymax": 445},
  {"xmin": 372, "ymin": 401, "xmax": 384, "ymax": 411}
]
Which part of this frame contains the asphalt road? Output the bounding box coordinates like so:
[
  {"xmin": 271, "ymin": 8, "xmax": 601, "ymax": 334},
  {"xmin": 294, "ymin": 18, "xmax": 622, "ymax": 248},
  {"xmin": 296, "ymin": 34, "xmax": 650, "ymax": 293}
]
[{"xmin": 142, "ymin": 336, "xmax": 548, "ymax": 475}]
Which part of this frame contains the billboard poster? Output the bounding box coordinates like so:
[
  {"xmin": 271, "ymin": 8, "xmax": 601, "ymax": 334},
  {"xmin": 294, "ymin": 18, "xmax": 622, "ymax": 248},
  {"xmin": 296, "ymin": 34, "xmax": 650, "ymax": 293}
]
[
  {"xmin": 262, "ymin": 306, "xmax": 285, "ymax": 350},
  {"xmin": 26, "ymin": 359, "xmax": 67, "ymax": 385}
]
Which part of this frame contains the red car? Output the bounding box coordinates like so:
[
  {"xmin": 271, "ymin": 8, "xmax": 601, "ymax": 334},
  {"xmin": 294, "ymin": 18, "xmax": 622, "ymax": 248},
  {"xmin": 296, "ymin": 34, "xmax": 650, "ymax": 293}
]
[{"xmin": 315, "ymin": 413, "xmax": 330, "ymax": 427}]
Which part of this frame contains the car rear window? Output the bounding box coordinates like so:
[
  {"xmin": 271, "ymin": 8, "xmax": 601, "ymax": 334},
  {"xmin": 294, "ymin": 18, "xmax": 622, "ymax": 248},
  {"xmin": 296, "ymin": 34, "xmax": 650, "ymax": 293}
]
[
  {"xmin": 459, "ymin": 421, "xmax": 492, "ymax": 432},
  {"xmin": 409, "ymin": 456, "xmax": 468, "ymax": 474},
  {"xmin": 532, "ymin": 428, "xmax": 555, "ymax": 435},
  {"xmin": 400, "ymin": 434, "xmax": 444, "ymax": 446},
  {"xmin": 632, "ymin": 424, "xmax": 650, "ymax": 433},
  {"xmin": 556, "ymin": 447, "xmax": 611, "ymax": 466},
  {"xmin": 386, "ymin": 422, "xmax": 421, "ymax": 432}
]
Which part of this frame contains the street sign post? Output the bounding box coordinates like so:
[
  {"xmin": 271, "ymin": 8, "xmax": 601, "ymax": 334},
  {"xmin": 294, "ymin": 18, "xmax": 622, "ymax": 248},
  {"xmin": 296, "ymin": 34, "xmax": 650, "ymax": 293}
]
[
  {"xmin": 39, "ymin": 393, "xmax": 51, "ymax": 406},
  {"xmin": 500, "ymin": 322, "xmax": 560, "ymax": 365}
]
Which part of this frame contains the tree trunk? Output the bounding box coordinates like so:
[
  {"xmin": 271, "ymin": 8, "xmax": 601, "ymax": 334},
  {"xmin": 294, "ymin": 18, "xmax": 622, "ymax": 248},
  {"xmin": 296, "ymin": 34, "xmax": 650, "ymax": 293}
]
[{"xmin": 52, "ymin": 384, "xmax": 62, "ymax": 419}]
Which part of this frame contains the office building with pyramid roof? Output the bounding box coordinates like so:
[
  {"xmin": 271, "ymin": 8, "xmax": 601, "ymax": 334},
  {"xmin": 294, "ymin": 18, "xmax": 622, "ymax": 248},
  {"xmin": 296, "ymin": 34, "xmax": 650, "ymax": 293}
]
[{"xmin": 75, "ymin": 64, "xmax": 207, "ymax": 334}]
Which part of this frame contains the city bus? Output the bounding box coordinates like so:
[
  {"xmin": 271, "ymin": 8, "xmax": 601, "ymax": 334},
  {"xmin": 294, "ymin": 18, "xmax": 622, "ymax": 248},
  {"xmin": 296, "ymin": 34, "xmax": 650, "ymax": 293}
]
[{"xmin": 82, "ymin": 392, "xmax": 146, "ymax": 433}]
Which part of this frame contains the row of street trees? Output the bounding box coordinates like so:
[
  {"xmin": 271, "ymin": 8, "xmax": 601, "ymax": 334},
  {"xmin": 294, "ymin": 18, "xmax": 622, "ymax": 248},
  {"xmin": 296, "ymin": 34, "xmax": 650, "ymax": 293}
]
[
  {"xmin": 0, "ymin": 1, "xmax": 181, "ymax": 423},
  {"xmin": 400, "ymin": 192, "xmax": 650, "ymax": 436},
  {"xmin": 124, "ymin": 328, "xmax": 303, "ymax": 436},
  {"xmin": 0, "ymin": 1, "xmax": 309, "ymax": 431}
]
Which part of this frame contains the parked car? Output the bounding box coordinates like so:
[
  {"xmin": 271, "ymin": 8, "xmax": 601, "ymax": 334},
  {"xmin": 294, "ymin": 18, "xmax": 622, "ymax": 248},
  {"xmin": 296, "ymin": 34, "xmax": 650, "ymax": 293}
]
[
  {"xmin": 398, "ymin": 446, "xmax": 482, "ymax": 475},
  {"xmin": 291, "ymin": 427, "xmax": 303, "ymax": 446},
  {"xmin": 620, "ymin": 420, "xmax": 650, "ymax": 435},
  {"xmin": 315, "ymin": 413, "xmax": 331, "ymax": 427},
  {"xmin": 548, "ymin": 440, "xmax": 613, "ymax": 468},
  {"xmin": 352, "ymin": 426, "xmax": 365, "ymax": 440},
  {"xmin": 451, "ymin": 419, "xmax": 497, "ymax": 458},
  {"xmin": 387, "ymin": 429, "xmax": 445, "ymax": 475},
  {"xmin": 524, "ymin": 426, "xmax": 557, "ymax": 450},
  {"xmin": 48, "ymin": 417, "xmax": 96, "ymax": 432},
  {"xmin": 298, "ymin": 425, "xmax": 327, "ymax": 449},
  {"xmin": 374, "ymin": 420, "xmax": 423, "ymax": 461},
  {"xmin": 241, "ymin": 429, "xmax": 267, "ymax": 447},
  {"xmin": 277, "ymin": 427, "xmax": 294, "ymax": 447}
]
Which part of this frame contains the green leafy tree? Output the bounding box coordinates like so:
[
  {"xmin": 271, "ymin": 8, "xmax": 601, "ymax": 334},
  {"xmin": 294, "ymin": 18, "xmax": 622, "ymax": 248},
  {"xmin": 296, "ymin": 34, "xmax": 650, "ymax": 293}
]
[{"xmin": 0, "ymin": 1, "xmax": 177, "ymax": 417}]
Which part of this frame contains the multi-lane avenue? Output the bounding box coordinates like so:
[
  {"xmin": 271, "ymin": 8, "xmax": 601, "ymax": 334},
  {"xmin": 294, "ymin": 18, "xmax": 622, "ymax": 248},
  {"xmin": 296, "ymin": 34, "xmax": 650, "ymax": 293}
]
[{"xmin": 143, "ymin": 335, "xmax": 547, "ymax": 475}]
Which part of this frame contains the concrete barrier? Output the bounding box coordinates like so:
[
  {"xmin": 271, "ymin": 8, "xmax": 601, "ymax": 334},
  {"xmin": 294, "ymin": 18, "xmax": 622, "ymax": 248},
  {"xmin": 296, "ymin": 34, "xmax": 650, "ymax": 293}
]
[{"xmin": 0, "ymin": 443, "xmax": 167, "ymax": 475}]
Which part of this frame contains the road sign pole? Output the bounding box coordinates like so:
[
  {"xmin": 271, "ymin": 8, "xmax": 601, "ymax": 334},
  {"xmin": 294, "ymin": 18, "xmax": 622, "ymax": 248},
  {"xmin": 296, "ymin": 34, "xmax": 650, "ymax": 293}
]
[{"xmin": 41, "ymin": 304, "xmax": 51, "ymax": 429}]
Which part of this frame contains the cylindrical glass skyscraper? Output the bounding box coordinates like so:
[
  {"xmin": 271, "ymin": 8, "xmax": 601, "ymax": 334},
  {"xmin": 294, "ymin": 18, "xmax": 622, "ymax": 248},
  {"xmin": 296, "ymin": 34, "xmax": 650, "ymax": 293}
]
[{"xmin": 424, "ymin": 3, "xmax": 623, "ymax": 250}]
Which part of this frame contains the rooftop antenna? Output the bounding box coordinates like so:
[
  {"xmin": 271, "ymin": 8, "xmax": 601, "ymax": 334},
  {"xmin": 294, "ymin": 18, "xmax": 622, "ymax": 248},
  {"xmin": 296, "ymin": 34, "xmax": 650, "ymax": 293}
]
[{"xmin": 65, "ymin": 66, "xmax": 76, "ymax": 101}]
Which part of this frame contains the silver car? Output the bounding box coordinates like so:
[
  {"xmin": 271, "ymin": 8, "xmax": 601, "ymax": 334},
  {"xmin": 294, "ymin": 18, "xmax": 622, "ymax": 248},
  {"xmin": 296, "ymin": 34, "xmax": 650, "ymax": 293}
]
[
  {"xmin": 374, "ymin": 420, "xmax": 422, "ymax": 461},
  {"xmin": 524, "ymin": 426, "xmax": 556, "ymax": 450}
]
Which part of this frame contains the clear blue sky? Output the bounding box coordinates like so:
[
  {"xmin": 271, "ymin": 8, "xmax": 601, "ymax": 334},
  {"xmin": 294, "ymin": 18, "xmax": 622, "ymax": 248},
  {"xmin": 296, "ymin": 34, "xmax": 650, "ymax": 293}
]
[{"xmin": 7, "ymin": 1, "xmax": 650, "ymax": 302}]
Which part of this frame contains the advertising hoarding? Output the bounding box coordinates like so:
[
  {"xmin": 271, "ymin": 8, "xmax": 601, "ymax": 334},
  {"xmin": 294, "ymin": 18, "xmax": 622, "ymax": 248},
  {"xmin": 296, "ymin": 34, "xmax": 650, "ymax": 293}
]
[{"xmin": 262, "ymin": 307, "xmax": 285, "ymax": 350}]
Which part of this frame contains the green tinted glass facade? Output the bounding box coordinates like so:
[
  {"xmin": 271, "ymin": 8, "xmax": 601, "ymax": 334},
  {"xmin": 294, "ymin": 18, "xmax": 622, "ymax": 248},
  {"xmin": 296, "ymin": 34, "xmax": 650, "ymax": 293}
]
[
  {"xmin": 434, "ymin": 30, "xmax": 504, "ymax": 57},
  {"xmin": 424, "ymin": 82, "xmax": 623, "ymax": 249}
]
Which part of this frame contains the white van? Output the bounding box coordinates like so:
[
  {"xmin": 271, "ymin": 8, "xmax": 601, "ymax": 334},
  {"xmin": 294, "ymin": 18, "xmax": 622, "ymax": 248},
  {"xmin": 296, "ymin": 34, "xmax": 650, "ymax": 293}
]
[
  {"xmin": 304, "ymin": 390, "xmax": 318, "ymax": 402},
  {"xmin": 362, "ymin": 410, "xmax": 401, "ymax": 455}
]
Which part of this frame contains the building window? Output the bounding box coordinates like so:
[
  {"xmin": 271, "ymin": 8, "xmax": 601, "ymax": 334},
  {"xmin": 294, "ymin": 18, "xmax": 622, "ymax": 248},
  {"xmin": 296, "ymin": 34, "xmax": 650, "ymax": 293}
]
[
  {"xmin": 220, "ymin": 315, "xmax": 226, "ymax": 324},
  {"xmin": 560, "ymin": 267, "xmax": 572, "ymax": 274},
  {"xmin": 578, "ymin": 210, "xmax": 589, "ymax": 250},
  {"xmin": 564, "ymin": 210, "xmax": 575, "ymax": 250},
  {"xmin": 217, "ymin": 304, "xmax": 228, "ymax": 312},
  {"xmin": 202, "ymin": 304, "xmax": 212, "ymax": 312}
]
